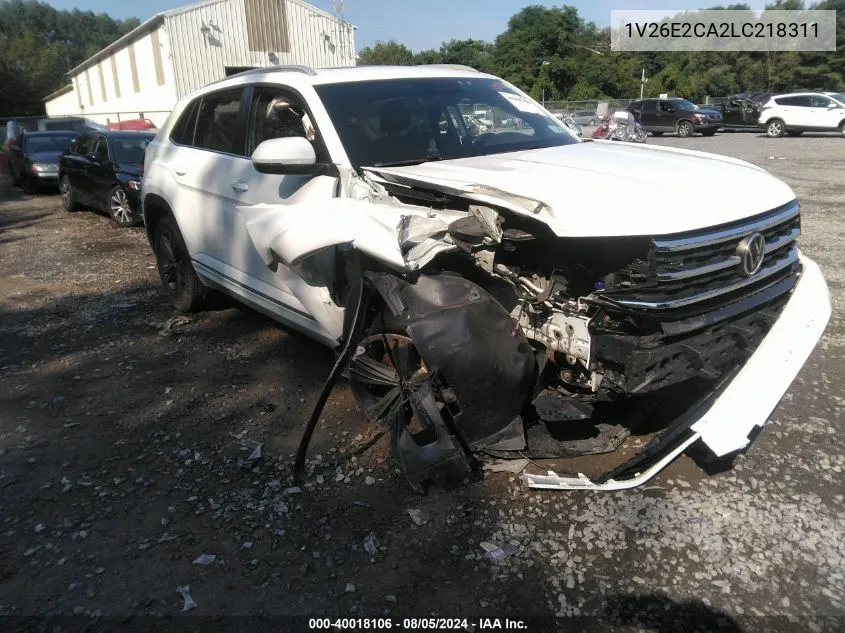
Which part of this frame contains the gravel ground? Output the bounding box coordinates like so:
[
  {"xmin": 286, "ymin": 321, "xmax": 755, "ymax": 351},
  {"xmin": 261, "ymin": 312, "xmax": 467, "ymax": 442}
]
[{"xmin": 0, "ymin": 132, "xmax": 843, "ymax": 632}]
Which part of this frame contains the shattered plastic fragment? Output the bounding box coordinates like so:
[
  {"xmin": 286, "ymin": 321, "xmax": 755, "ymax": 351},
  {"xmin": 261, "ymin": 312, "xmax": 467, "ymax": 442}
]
[
  {"xmin": 240, "ymin": 439, "xmax": 262, "ymax": 461},
  {"xmin": 406, "ymin": 508, "xmax": 430, "ymax": 526},
  {"xmin": 177, "ymin": 585, "xmax": 197, "ymax": 611},
  {"xmin": 481, "ymin": 543, "xmax": 519, "ymax": 561},
  {"xmin": 192, "ymin": 554, "xmax": 216, "ymax": 566},
  {"xmin": 363, "ymin": 532, "xmax": 379, "ymax": 556},
  {"xmin": 484, "ymin": 458, "xmax": 529, "ymax": 474}
]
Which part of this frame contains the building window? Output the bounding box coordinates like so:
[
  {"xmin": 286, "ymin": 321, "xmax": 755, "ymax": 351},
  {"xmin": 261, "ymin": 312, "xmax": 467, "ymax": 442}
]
[
  {"xmin": 84, "ymin": 69, "xmax": 94, "ymax": 106},
  {"xmin": 111, "ymin": 55, "xmax": 121, "ymax": 99},
  {"xmin": 245, "ymin": 0, "xmax": 290, "ymax": 53},
  {"xmin": 128, "ymin": 42, "xmax": 141, "ymax": 93},
  {"xmin": 151, "ymin": 28, "xmax": 165, "ymax": 87}
]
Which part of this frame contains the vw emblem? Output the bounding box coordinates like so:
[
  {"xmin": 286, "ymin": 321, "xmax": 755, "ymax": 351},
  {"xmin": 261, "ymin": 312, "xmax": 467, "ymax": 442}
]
[{"xmin": 736, "ymin": 232, "xmax": 766, "ymax": 276}]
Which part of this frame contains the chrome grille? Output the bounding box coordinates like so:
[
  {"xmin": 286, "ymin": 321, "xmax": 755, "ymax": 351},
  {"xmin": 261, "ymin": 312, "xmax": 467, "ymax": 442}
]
[{"xmin": 604, "ymin": 201, "xmax": 801, "ymax": 313}]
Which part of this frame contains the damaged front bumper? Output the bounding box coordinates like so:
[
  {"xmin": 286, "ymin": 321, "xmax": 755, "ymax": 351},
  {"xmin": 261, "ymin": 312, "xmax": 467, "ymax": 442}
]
[{"xmin": 522, "ymin": 252, "xmax": 830, "ymax": 490}]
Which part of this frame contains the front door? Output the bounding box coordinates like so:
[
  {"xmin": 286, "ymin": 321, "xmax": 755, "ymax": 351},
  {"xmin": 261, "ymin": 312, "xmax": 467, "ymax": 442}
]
[{"xmin": 87, "ymin": 135, "xmax": 114, "ymax": 210}]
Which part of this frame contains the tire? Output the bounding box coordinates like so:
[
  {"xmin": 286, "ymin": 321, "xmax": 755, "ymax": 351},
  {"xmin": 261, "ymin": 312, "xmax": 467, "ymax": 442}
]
[
  {"xmin": 634, "ymin": 127, "xmax": 648, "ymax": 143},
  {"xmin": 589, "ymin": 118, "xmax": 597, "ymax": 126},
  {"xmin": 107, "ymin": 186, "xmax": 136, "ymax": 227},
  {"xmin": 701, "ymin": 129, "xmax": 717, "ymax": 137},
  {"xmin": 786, "ymin": 130, "xmax": 803, "ymax": 137},
  {"xmin": 152, "ymin": 215, "xmax": 206, "ymax": 313},
  {"xmin": 766, "ymin": 119, "xmax": 785, "ymax": 138},
  {"xmin": 839, "ymin": 121, "xmax": 845, "ymax": 137},
  {"xmin": 677, "ymin": 121, "xmax": 694, "ymax": 138},
  {"xmin": 651, "ymin": 131, "xmax": 663, "ymax": 137},
  {"xmin": 60, "ymin": 176, "xmax": 77, "ymax": 211},
  {"xmin": 21, "ymin": 174, "xmax": 37, "ymax": 194}
]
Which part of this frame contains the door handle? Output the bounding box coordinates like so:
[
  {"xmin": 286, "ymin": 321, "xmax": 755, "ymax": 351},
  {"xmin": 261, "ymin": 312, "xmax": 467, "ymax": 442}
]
[
  {"xmin": 174, "ymin": 167, "xmax": 187, "ymax": 176},
  {"xmin": 230, "ymin": 181, "xmax": 249, "ymax": 193}
]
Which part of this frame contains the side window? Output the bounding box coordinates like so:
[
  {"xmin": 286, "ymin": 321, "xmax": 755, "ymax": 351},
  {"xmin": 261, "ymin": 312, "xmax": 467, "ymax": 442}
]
[
  {"xmin": 194, "ymin": 89, "xmax": 244, "ymax": 155},
  {"xmin": 93, "ymin": 136, "xmax": 109, "ymax": 160},
  {"xmin": 75, "ymin": 134, "xmax": 94, "ymax": 156},
  {"xmin": 246, "ymin": 88, "xmax": 317, "ymax": 155},
  {"xmin": 776, "ymin": 96, "xmax": 811, "ymax": 107},
  {"xmin": 170, "ymin": 99, "xmax": 200, "ymax": 145},
  {"xmin": 642, "ymin": 101, "xmax": 657, "ymax": 113},
  {"xmin": 659, "ymin": 100, "xmax": 674, "ymax": 112},
  {"xmin": 809, "ymin": 95, "xmax": 833, "ymax": 108}
]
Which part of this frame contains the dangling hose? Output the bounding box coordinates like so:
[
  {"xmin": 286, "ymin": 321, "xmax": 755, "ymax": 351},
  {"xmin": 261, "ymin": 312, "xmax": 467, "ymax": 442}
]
[{"xmin": 293, "ymin": 279, "xmax": 369, "ymax": 484}]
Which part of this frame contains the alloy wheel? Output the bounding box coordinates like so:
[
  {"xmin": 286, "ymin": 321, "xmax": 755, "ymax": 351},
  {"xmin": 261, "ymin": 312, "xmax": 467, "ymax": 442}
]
[
  {"xmin": 768, "ymin": 121, "xmax": 784, "ymax": 137},
  {"xmin": 60, "ymin": 178, "xmax": 73, "ymax": 209},
  {"xmin": 110, "ymin": 189, "xmax": 133, "ymax": 225}
]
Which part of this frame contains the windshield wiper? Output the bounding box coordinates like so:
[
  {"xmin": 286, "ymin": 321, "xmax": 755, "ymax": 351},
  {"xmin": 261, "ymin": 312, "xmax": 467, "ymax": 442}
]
[{"xmin": 372, "ymin": 156, "xmax": 443, "ymax": 168}]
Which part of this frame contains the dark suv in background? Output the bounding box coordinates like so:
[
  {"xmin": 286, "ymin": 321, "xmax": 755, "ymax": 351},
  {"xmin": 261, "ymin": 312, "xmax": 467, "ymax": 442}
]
[{"xmin": 628, "ymin": 98, "xmax": 722, "ymax": 137}]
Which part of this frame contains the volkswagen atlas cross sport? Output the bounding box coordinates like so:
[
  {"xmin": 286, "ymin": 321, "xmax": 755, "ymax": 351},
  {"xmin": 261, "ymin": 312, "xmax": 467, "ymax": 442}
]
[{"xmin": 142, "ymin": 65, "xmax": 830, "ymax": 492}]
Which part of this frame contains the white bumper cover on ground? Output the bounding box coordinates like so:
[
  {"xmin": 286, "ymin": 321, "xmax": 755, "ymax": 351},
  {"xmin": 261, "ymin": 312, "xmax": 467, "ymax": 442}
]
[{"xmin": 522, "ymin": 252, "xmax": 831, "ymax": 490}]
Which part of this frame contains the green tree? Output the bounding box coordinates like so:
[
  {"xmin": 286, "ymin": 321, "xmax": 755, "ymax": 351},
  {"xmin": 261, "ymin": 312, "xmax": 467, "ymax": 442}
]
[{"xmin": 357, "ymin": 40, "xmax": 415, "ymax": 66}]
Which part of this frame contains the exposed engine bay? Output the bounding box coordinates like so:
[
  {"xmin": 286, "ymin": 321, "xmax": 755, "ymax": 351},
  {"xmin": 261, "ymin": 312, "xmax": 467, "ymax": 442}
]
[{"xmin": 241, "ymin": 165, "xmax": 829, "ymax": 493}]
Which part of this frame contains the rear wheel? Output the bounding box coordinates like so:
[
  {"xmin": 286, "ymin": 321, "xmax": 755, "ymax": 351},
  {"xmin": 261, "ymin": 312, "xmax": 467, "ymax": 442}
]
[
  {"xmin": 153, "ymin": 215, "xmax": 206, "ymax": 312},
  {"xmin": 60, "ymin": 176, "xmax": 77, "ymax": 211},
  {"xmin": 839, "ymin": 121, "xmax": 845, "ymax": 137},
  {"xmin": 108, "ymin": 186, "xmax": 136, "ymax": 227},
  {"xmin": 677, "ymin": 121, "xmax": 694, "ymax": 138},
  {"xmin": 766, "ymin": 119, "xmax": 785, "ymax": 138}
]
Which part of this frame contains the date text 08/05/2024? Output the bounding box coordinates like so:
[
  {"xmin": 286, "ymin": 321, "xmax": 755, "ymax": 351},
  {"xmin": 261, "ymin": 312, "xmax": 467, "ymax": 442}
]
[{"xmin": 308, "ymin": 618, "xmax": 528, "ymax": 630}]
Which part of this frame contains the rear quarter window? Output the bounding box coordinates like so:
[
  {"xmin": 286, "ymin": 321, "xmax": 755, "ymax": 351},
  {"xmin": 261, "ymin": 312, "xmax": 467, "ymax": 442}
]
[{"xmin": 170, "ymin": 100, "xmax": 200, "ymax": 145}]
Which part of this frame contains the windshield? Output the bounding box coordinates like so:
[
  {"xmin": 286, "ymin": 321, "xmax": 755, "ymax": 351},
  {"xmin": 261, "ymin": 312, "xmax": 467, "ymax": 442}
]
[
  {"xmin": 829, "ymin": 93, "xmax": 845, "ymax": 105},
  {"xmin": 314, "ymin": 77, "xmax": 578, "ymax": 168},
  {"xmin": 671, "ymin": 99, "xmax": 699, "ymax": 110},
  {"xmin": 24, "ymin": 134, "xmax": 76, "ymax": 153},
  {"xmin": 112, "ymin": 135, "xmax": 154, "ymax": 165}
]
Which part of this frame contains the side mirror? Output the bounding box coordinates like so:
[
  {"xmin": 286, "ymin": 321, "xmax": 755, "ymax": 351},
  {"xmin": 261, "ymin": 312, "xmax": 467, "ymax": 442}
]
[
  {"xmin": 828, "ymin": 102, "xmax": 837, "ymax": 108},
  {"xmin": 251, "ymin": 136, "xmax": 335, "ymax": 175}
]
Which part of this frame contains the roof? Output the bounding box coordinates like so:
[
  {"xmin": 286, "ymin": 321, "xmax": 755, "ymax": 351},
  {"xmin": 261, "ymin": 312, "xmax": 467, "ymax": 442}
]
[
  {"xmin": 22, "ymin": 130, "xmax": 79, "ymax": 136},
  {"xmin": 67, "ymin": 0, "xmax": 355, "ymax": 77},
  {"xmin": 43, "ymin": 84, "xmax": 74, "ymax": 102}
]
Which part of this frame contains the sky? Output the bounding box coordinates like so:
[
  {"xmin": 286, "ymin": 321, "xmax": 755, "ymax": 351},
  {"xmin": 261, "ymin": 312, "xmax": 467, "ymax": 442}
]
[{"xmin": 44, "ymin": 0, "xmax": 770, "ymax": 51}]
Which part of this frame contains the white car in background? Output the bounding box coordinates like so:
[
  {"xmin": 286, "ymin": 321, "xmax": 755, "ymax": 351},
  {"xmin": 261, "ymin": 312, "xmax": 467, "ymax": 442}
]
[
  {"xmin": 142, "ymin": 65, "xmax": 829, "ymax": 493},
  {"xmin": 758, "ymin": 91, "xmax": 845, "ymax": 137}
]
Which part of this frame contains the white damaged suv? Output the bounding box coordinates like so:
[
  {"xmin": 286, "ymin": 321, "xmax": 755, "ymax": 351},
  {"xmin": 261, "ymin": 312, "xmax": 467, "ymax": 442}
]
[{"xmin": 142, "ymin": 65, "xmax": 830, "ymax": 492}]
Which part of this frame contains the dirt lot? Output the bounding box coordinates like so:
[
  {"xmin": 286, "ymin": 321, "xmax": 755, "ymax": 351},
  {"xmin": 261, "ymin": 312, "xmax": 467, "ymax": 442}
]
[{"xmin": 1, "ymin": 133, "xmax": 844, "ymax": 632}]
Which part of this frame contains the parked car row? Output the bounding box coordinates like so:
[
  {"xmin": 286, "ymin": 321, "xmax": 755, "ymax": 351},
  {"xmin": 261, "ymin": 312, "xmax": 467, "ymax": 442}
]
[
  {"xmin": 4, "ymin": 128, "xmax": 154, "ymax": 226},
  {"xmin": 561, "ymin": 91, "xmax": 845, "ymax": 139}
]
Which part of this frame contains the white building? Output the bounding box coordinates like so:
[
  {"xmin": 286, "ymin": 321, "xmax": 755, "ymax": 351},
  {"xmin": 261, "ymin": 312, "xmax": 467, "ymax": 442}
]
[{"xmin": 45, "ymin": 0, "xmax": 356, "ymax": 127}]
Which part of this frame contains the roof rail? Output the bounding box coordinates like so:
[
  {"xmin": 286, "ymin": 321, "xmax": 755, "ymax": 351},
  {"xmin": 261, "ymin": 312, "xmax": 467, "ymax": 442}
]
[
  {"xmin": 212, "ymin": 65, "xmax": 318, "ymax": 84},
  {"xmin": 423, "ymin": 64, "xmax": 479, "ymax": 72}
]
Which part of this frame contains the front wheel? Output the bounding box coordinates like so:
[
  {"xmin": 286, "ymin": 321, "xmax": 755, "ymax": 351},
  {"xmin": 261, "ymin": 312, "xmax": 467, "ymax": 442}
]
[
  {"xmin": 838, "ymin": 121, "xmax": 845, "ymax": 137},
  {"xmin": 634, "ymin": 127, "xmax": 648, "ymax": 143},
  {"xmin": 766, "ymin": 119, "xmax": 785, "ymax": 138},
  {"xmin": 60, "ymin": 176, "xmax": 77, "ymax": 211},
  {"xmin": 677, "ymin": 121, "xmax": 694, "ymax": 138},
  {"xmin": 108, "ymin": 186, "xmax": 136, "ymax": 227},
  {"xmin": 153, "ymin": 215, "xmax": 206, "ymax": 312}
]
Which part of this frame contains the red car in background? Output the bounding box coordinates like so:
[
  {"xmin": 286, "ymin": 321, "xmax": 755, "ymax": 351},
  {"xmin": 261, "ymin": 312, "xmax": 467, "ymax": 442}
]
[{"xmin": 106, "ymin": 118, "xmax": 157, "ymax": 131}]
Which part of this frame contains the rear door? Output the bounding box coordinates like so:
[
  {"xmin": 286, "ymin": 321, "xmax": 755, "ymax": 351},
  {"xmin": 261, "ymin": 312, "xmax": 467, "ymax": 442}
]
[
  {"xmin": 164, "ymin": 88, "xmax": 251, "ymax": 276},
  {"xmin": 88, "ymin": 135, "xmax": 114, "ymax": 210},
  {"xmin": 640, "ymin": 100, "xmax": 660, "ymax": 129},
  {"xmin": 64, "ymin": 134, "xmax": 95, "ymax": 199},
  {"xmin": 775, "ymin": 95, "xmax": 811, "ymax": 127}
]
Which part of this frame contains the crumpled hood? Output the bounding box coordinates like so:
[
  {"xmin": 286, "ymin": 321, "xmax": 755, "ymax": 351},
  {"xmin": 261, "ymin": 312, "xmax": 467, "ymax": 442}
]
[{"xmin": 368, "ymin": 141, "xmax": 796, "ymax": 237}]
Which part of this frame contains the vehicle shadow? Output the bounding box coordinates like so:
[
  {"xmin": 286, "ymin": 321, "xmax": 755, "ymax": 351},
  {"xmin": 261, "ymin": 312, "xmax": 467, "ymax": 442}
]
[{"xmin": 603, "ymin": 593, "xmax": 743, "ymax": 632}]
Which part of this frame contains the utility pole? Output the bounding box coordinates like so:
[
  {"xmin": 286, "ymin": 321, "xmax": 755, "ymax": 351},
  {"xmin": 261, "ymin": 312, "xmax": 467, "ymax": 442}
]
[
  {"xmin": 541, "ymin": 60, "xmax": 550, "ymax": 106},
  {"xmin": 640, "ymin": 68, "xmax": 648, "ymax": 99}
]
